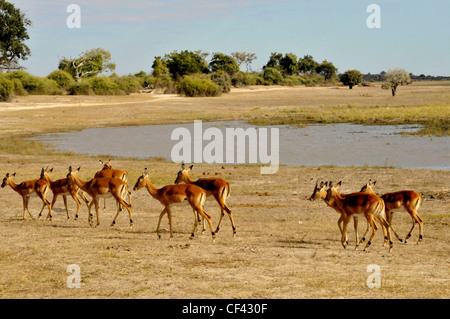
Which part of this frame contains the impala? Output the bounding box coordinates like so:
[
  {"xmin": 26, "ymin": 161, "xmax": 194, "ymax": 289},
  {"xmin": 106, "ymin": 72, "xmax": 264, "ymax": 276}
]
[
  {"xmin": 174, "ymin": 163, "xmax": 236, "ymax": 236},
  {"xmin": 37, "ymin": 167, "xmax": 89, "ymax": 221},
  {"xmin": 360, "ymin": 180, "xmax": 423, "ymax": 244},
  {"xmin": 1, "ymin": 169, "xmax": 52, "ymax": 220},
  {"xmin": 309, "ymin": 180, "xmax": 361, "ymax": 246},
  {"xmin": 95, "ymin": 159, "xmax": 130, "ymax": 209},
  {"xmin": 133, "ymin": 168, "xmax": 216, "ymax": 241},
  {"xmin": 325, "ymin": 181, "xmax": 393, "ymax": 252},
  {"xmin": 66, "ymin": 166, "xmax": 132, "ymax": 228}
]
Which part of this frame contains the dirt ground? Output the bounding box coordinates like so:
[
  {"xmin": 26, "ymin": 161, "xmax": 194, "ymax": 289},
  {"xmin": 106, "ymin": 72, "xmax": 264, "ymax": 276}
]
[{"xmin": 0, "ymin": 86, "xmax": 448, "ymax": 299}]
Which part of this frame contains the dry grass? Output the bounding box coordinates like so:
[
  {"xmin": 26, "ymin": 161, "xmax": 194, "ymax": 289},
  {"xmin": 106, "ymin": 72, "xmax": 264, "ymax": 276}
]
[{"xmin": 0, "ymin": 84, "xmax": 449, "ymax": 299}]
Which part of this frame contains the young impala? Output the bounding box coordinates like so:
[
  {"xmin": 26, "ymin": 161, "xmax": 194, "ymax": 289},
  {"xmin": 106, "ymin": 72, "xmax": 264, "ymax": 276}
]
[
  {"xmin": 174, "ymin": 163, "xmax": 236, "ymax": 236},
  {"xmin": 360, "ymin": 180, "xmax": 423, "ymax": 244},
  {"xmin": 325, "ymin": 181, "xmax": 393, "ymax": 252},
  {"xmin": 133, "ymin": 168, "xmax": 216, "ymax": 241},
  {"xmin": 95, "ymin": 159, "xmax": 130, "ymax": 209},
  {"xmin": 1, "ymin": 169, "xmax": 52, "ymax": 220},
  {"xmin": 66, "ymin": 166, "xmax": 132, "ymax": 228},
  {"xmin": 37, "ymin": 168, "xmax": 89, "ymax": 221}
]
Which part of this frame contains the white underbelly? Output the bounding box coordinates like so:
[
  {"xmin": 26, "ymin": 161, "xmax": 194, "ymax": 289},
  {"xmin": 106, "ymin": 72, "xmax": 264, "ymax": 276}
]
[{"xmin": 170, "ymin": 201, "xmax": 190, "ymax": 208}]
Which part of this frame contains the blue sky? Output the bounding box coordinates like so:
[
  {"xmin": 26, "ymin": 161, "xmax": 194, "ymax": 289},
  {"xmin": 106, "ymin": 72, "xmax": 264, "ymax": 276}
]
[{"xmin": 11, "ymin": 0, "xmax": 450, "ymax": 77}]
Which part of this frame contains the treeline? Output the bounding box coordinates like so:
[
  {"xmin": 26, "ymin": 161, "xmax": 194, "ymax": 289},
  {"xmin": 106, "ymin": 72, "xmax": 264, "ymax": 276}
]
[
  {"xmin": 364, "ymin": 72, "xmax": 450, "ymax": 82},
  {"xmin": 0, "ymin": 47, "xmax": 445, "ymax": 102}
]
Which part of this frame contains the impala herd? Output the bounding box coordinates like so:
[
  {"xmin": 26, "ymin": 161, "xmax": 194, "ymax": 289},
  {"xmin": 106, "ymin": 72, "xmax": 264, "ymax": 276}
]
[{"xmin": 1, "ymin": 160, "xmax": 424, "ymax": 252}]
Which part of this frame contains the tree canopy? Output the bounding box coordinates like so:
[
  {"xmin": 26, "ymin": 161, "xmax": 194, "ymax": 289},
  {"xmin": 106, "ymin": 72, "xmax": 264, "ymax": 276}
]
[
  {"xmin": 382, "ymin": 68, "xmax": 412, "ymax": 96},
  {"xmin": 0, "ymin": 1, "xmax": 31, "ymax": 71},
  {"xmin": 58, "ymin": 48, "xmax": 116, "ymax": 82},
  {"xmin": 340, "ymin": 70, "xmax": 363, "ymax": 89}
]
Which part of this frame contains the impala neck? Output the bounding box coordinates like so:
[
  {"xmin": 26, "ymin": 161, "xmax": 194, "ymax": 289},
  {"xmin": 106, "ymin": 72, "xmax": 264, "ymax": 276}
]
[
  {"xmin": 144, "ymin": 176, "xmax": 159, "ymax": 199},
  {"xmin": 71, "ymin": 174, "xmax": 88, "ymax": 192},
  {"xmin": 183, "ymin": 171, "xmax": 196, "ymax": 184}
]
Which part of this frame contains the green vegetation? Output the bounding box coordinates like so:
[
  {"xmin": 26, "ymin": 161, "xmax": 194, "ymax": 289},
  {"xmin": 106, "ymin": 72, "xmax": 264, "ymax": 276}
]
[{"xmin": 248, "ymin": 102, "xmax": 450, "ymax": 137}]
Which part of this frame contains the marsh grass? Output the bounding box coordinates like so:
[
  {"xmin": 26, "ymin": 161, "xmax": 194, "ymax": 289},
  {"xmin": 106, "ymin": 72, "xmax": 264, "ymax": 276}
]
[{"xmin": 248, "ymin": 102, "xmax": 450, "ymax": 136}]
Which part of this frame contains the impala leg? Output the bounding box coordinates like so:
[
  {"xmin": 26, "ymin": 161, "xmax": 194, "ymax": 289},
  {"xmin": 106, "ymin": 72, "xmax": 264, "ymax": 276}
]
[
  {"xmin": 87, "ymin": 200, "xmax": 95, "ymax": 226},
  {"xmin": 359, "ymin": 222, "xmax": 371, "ymax": 245},
  {"xmin": 166, "ymin": 206, "xmax": 173, "ymax": 239},
  {"xmin": 341, "ymin": 215, "xmax": 351, "ymax": 249},
  {"xmin": 386, "ymin": 210, "xmax": 403, "ymax": 243},
  {"xmin": 72, "ymin": 193, "xmax": 82, "ymax": 221},
  {"xmin": 214, "ymin": 195, "xmax": 236, "ymax": 236},
  {"xmin": 363, "ymin": 215, "xmax": 378, "ymax": 252},
  {"xmin": 353, "ymin": 216, "xmax": 359, "ymax": 249},
  {"xmin": 94, "ymin": 199, "xmax": 100, "ymax": 227},
  {"xmin": 37, "ymin": 202, "xmax": 46, "ymax": 219},
  {"xmin": 156, "ymin": 208, "xmax": 167, "ymax": 239},
  {"xmin": 194, "ymin": 208, "xmax": 215, "ymax": 242},
  {"xmin": 375, "ymin": 216, "xmax": 388, "ymax": 247}
]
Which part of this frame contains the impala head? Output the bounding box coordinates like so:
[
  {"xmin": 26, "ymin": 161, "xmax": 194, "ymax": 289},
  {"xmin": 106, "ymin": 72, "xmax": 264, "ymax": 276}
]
[
  {"xmin": 360, "ymin": 179, "xmax": 376, "ymax": 194},
  {"xmin": 66, "ymin": 166, "xmax": 80, "ymax": 185},
  {"xmin": 309, "ymin": 180, "xmax": 327, "ymax": 201},
  {"xmin": 1, "ymin": 172, "xmax": 15, "ymax": 188},
  {"xmin": 325, "ymin": 181, "xmax": 341, "ymax": 202},
  {"xmin": 39, "ymin": 167, "xmax": 53, "ymax": 181},
  {"xmin": 100, "ymin": 159, "xmax": 113, "ymax": 170},
  {"xmin": 133, "ymin": 168, "xmax": 149, "ymax": 191},
  {"xmin": 174, "ymin": 162, "xmax": 193, "ymax": 184}
]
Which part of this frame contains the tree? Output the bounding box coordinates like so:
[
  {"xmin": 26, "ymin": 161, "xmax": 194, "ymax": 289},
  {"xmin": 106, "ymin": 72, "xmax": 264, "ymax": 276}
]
[
  {"xmin": 279, "ymin": 53, "xmax": 298, "ymax": 76},
  {"xmin": 382, "ymin": 68, "xmax": 412, "ymax": 96},
  {"xmin": 316, "ymin": 60, "xmax": 337, "ymax": 82},
  {"xmin": 231, "ymin": 52, "xmax": 257, "ymax": 72},
  {"xmin": 0, "ymin": 1, "xmax": 31, "ymax": 71},
  {"xmin": 151, "ymin": 56, "xmax": 169, "ymax": 77},
  {"xmin": 340, "ymin": 70, "xmax": 363, "ymax": 89},
  {"xmin": 164, "ymin": 50, "xmax": 209, "ymax": 79},
  {"xmin": 209, "ymin": 53, "xmax": 239, "ymax": 75},
  {"xmin": 58, "ymin": 48, "xmax": 116, "ymax": 82},
  {"xmin": 264, "ymin": 52, "xmax": 283, "ymax": 70},
  {"xmin": 298, "ymin": 55, "xmax": 318, "ymax": 76}
]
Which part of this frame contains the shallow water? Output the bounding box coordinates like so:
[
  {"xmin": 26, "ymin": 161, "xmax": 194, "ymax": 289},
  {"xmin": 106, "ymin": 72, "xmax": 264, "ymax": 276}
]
[{"xmin": 32, "ymin": 121, "xmax": 449, "ymax": 170}]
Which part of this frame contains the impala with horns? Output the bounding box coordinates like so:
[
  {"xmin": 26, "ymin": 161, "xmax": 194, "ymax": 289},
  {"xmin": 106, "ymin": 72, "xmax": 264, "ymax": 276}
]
[
  {"xmin": 38, "ymin": 167, "xmax": 89, "ymax": 221},
  {"xmin": 174, "ymin": 163, "xmax": 236, "ymax": 236},
  {"xmin": 360, "ymin": 180, "xmax": 423, "ymax": 244},
  {"xmin": 1, "ymin": 168, "xmax": 52, "ymax": 220},
  {"xmin": 325, "ymin": 181, "xmax": 393, "ymax": 252},
  {"xmin": 134, "ymin": 168, "xmax": 216, "ymax": 241},
  {"xmin": 66, "ymin": 166, "xmax": 132, "ymax": 228}
]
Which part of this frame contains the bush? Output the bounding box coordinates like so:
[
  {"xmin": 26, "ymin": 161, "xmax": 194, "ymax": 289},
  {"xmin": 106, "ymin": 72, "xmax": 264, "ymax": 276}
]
[
  {"xmin": 177, "ymin": 75, "xmax": 221, "ymax": 97},
  {"xmin": 210, "ymin": 71, "xmax": 231, "ymax": 93},
  {"xmin": 6, "ymin": 71, "xmax": 63, "ymax": 95},
  {"xmin": 112, "ymin": 75, "xmax": 142, "ymax": 94},
  {"xmin": 0, "ymin": 78, "xmax": 14, "ymax": 102},
  {"xmin": 231, "ymin": 71, "xmax": 263, "ymax": 87},
  {"xmin": 262, "ymin": 67, "xmax": 283, "ymax": 85},
  {"xmin": 47, "ymin": 70, "xmax": 74, "ymax": 89},
  {"xmin": 11, "ymin": 78, "xmax": 27, "ymax": 95},
  {"xmin": 88, "ymin": 76, "xmax": 122, "ymax": 95},
  {"xmin": 67, "ymin": 81, "xmax": 93, "ymax": 95}
]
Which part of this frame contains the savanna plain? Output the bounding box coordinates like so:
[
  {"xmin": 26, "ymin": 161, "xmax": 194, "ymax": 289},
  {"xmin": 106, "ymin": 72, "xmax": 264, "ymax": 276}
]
[{"xmin": 0, "ymin": 83, "xmax": 448, "ymax": 299}]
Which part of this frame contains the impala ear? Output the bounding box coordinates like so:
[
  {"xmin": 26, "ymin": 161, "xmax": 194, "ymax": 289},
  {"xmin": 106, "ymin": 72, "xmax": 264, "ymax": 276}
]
[
  {"xmin": 188, "ymin": 165, "xmax": 193, "ymax": 171},
  {"xmin": 68, "ymin": 166, "xmax": 72, "ymax": 172},
  {"xmin": 143, "ymin": 168, "xmax": 148, "ymax": 176},
  {"xmin": 5, "ymin": 173, "xmax": 9, "ymax": 178},
  {"xmin": 12, "ymin": 172, "xmax": 16, "ymax": 177},
  {"xmin": 49, "ymin": 168, "xmax": 53, "ymax": 173},
  {"xmin": 336, "ymin": 181, "xmax": 342, "ymax": 188}
]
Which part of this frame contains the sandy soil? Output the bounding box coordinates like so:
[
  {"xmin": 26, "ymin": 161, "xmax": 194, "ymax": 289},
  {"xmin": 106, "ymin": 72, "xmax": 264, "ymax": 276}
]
[{"xmin": 0, "ymin": 86, "xmax": 448, "ymax": 299}]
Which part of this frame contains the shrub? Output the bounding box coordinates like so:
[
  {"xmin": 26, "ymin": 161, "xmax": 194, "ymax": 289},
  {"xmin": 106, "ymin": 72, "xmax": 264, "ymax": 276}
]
[
  {"xmin": 47, "ymin": 70, "xmax": 74, "ymax": 89},
  {"xmin": 6, "ymin": 71, "xmax": 62, "ymax": 95},
  {"xmin": 0, "ymin": 78, "xmax": 14, "ymax": 102},
  {"xmin": 231, "ymin": 71, "xmax": 262, "ymax": 87},
  {"xmin": 262, "ymin": 67, "xmax": 283, "ymax": 85},
  {"xmin": 11, "ymin": 78, "xmax": 27, "ymax": 95},
  {"xmin": 210, "ymin": 71, "xmax": 231, "ymax": 93},
  {"xmin": 67, "ymin": 81, "xmax": 93, "ymax": 95},
  {"xmin": 112, "ymin": 75, "xmax": 142, "ymax": 94},
  {"xmin": 177, "ymin": 75, "xmax": 221, "ymax": 97},
  {"xmin": 88, "ymin": 76, "xmax": 122, "ymax": 95}
]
